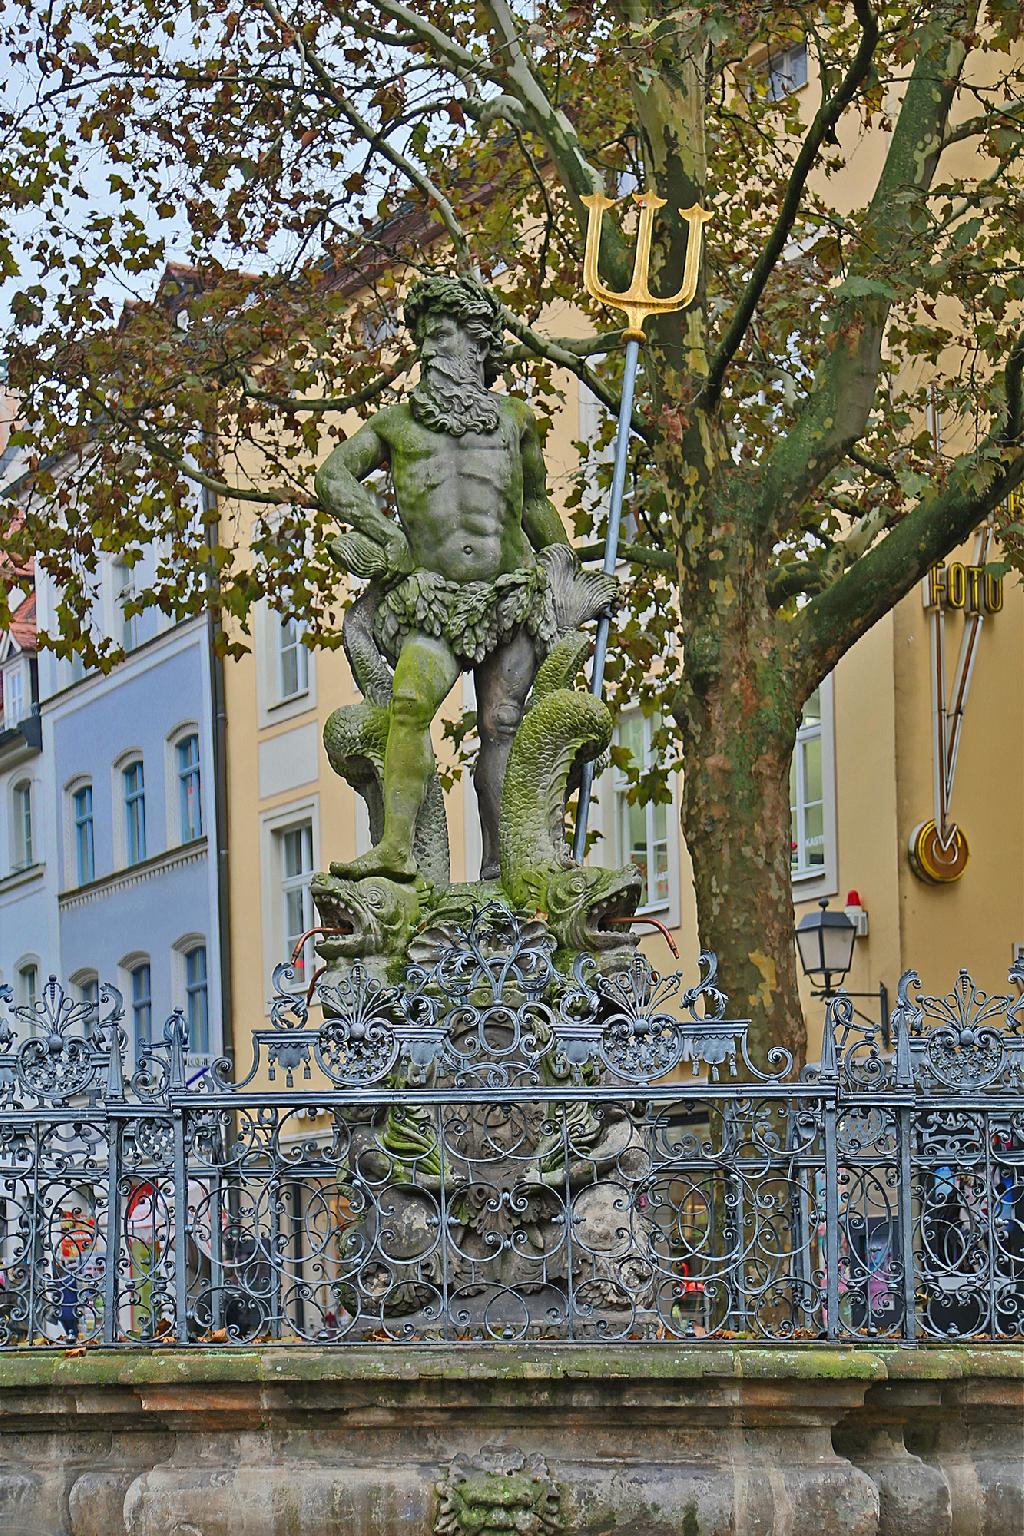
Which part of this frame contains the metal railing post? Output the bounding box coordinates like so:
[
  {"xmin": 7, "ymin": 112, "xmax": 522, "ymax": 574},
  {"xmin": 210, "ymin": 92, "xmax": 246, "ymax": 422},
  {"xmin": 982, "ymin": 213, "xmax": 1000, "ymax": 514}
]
[
  {"xmin": 102, "ymin": 1119, "xmax": 121, "ymax": 1344},
  {"xmin": 173, "ymin": 1106, "xmax": 189, "ymax": 1344},
  {"xmin": 824, "ymin": 1100, "xmax": 841, "ymax": 1340}
]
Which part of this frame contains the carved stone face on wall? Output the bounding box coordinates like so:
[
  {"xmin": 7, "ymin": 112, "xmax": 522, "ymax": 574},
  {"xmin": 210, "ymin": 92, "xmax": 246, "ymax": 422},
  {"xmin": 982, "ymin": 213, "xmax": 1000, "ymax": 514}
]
[{"xmin": 433, "ymin": 1448, "xmax": 562, "ymax": 1536}]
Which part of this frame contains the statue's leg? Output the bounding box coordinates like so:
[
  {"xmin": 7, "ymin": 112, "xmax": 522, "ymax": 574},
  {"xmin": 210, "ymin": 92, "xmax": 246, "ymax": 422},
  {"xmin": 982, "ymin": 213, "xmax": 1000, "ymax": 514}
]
[
  {"xmin": 474, "ymin": 628, "xmax": 538, "ymax": 882},
  {"xmin": 333, "ymin": 632, "xmax": 459, "ymax": 880}
]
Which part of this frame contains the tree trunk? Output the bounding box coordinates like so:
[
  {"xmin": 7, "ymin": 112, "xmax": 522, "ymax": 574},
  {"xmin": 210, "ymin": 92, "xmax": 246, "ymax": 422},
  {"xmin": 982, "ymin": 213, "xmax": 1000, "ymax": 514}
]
[{"xmin": 676, "ymin": 612, "xmax": 807, "ymax": 1074}]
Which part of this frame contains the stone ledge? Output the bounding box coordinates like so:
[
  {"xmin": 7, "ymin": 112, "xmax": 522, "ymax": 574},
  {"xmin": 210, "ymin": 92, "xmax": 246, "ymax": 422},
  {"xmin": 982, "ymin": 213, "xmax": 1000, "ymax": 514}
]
[{"xmin": 0, "ymin": 1340, "xmax": 1019, "ymax": 1392}]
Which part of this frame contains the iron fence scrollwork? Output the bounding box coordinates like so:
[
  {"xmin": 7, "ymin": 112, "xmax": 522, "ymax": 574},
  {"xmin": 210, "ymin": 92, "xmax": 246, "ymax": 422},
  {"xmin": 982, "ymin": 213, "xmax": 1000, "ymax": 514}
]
[{"xmin": 1, "ymin": 911, "xmax": 1021, "ymax": 1347}]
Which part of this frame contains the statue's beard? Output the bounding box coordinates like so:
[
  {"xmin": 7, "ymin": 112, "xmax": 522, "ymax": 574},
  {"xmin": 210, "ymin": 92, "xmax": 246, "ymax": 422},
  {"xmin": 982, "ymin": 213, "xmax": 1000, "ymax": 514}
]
[{"xmin": 410, "ymin": 354, "xmax": 500, "ymax": 437}]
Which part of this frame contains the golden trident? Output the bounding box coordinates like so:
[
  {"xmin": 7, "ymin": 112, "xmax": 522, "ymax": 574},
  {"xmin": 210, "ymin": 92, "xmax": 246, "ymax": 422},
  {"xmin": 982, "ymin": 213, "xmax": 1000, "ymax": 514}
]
[
  {"xmin": 572, "ymin": 186, "xmax": 712, "ymax": 863},
  {"xmin": 580, "ymin": 189, "xmax": 712, "ymax": 340}
]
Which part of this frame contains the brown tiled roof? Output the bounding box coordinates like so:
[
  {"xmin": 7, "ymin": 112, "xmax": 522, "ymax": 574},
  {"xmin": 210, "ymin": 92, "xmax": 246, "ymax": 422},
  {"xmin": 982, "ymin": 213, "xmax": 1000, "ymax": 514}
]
[{"xmin": 7, "ymin": 591, "xmax": 36, "ymax": 652}]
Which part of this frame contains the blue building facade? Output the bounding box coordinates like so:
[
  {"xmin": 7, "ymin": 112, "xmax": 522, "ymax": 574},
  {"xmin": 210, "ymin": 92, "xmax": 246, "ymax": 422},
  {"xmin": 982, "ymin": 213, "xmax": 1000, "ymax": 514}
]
[{"xmin": 32, "ymin": 571, "xmax": 224, "ymax": 1073}]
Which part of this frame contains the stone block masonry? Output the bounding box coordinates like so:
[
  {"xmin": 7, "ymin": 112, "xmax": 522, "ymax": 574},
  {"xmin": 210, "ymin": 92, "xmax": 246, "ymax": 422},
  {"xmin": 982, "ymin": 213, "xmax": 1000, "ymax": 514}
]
[{"xmin": 0, "ymin": 1345, "xmax": 1019, "ymax": 1536}]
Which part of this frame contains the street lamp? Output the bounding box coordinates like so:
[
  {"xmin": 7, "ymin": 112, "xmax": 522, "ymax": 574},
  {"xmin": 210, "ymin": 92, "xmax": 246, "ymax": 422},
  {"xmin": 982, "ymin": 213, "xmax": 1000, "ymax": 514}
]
[{"xmin": 795, "ymin": 898, "xmax": 857, "ymax": 996}]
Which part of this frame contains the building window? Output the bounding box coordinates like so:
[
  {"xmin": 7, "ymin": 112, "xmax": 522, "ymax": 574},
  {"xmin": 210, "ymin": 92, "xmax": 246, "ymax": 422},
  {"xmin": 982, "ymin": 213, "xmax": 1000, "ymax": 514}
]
[
  {"xmin": 12, "ymin": 778, "xmax": 34, "ymax": 870},
  {"xmin": 763, "ymin": 41, "xmax": 808, "ymax": 100},
  {"xmin": 72, "ymin": 783, "xmax": 95, "ymax": 885},
  {"xmin": 17, "ymin": 961, "xmax": 37, "ymax": 1009},
  {"xmin": 3, "ymin": 661, "xmax": 25, "ymax": 729},
  {"xmin": 130, "ymin": 962, "xmax": 152, "ymax": 1061},
  {"xmin": 185, "ymin": 944, "xmax": 209, "ymax": 1054},
  {"xmin": 123, "ymin": 759, "xmax": 146, "ymax": 866},
  {"xmin": 611, "ymin": 714, "xmax": 670, "ymax": 912},
  {"xmin": 278, "ymin": 821, "xmax": 314, "ymax": 981},
  {"xmin": 77, "ymin": 973, "xmax": 100, "ymax": 1011},
  {"xmin": 113, "ymin": 560, "xmax": 137, "ymax": 650},
  {"xmin": 791, "ymin": 687, "xmax": 825, "ymax": 878},
  {"xmin": 276, "ymin": 616, "xmax": 309, "ymax": 702},
  {"xmin": 176, "ymin": 734, "xmax": 202, "ymax": 842}
]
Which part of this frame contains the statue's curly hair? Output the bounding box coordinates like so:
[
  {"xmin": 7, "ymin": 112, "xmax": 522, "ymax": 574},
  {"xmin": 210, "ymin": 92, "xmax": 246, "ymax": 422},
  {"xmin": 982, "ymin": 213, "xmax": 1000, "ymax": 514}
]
[{"xmin": 404, "ymin": 275, "xmax": 506, "ymax": 384}]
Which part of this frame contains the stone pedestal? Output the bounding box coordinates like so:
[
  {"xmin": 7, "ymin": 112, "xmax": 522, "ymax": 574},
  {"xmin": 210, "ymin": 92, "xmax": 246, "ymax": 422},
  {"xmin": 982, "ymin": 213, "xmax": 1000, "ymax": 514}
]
[{"xmin": 0, "ymin": 1346, "xmax": 1018, "ymax": 1535}]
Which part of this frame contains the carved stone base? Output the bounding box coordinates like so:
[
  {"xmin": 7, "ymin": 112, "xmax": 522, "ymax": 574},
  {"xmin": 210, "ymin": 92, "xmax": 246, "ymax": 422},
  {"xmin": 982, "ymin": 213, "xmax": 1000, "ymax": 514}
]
[{"xmin": 0, "ymin": 1346, "xmax": 1019, "ymax": 1536}]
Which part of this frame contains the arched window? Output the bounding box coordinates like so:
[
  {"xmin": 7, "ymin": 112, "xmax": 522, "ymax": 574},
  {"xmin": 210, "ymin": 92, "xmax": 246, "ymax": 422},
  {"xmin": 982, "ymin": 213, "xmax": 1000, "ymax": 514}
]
[
  {"xmin": 126, "ymin": 958, "xmax": 152, "ymax": 1061},
  {"xmin": 16, "ymin": 958, "xmax": 38, "ymax": 1008},
  {"xmin": 175, "ymin": 733, "xmax": 202, "ymax": 842},
  {"xmin": 122, "ymin": 759, "xmax": 146, "ymax": 865},
  {"xmin": 185, "ymin": 944, "xmax": 209, "ymax": 1054},
  {"xmin": 12, "ymin": 778, "xmax": 34, "ymax": 870},
  {"xmin": 70, "ymin": 968, "xmax": 100, "ymax": 1013},
  {"xmin": 71, "ymin": 781, "xmax": 95, "ymax": 885}
]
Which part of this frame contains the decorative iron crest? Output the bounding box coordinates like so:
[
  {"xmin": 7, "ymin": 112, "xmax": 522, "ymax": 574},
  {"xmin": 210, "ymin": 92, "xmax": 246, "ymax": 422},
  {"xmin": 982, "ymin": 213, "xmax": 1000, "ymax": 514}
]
[{"xmin": 0, "ymin": 974, "xmax": 123, "ymax": 1105}]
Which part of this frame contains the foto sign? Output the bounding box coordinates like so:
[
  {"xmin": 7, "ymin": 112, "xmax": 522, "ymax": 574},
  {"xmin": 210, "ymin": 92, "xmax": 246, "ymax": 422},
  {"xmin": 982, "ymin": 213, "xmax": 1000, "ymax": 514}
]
[{"xmin": 924, "ymin": 560, "xmax": 1003, "ymax": 614}]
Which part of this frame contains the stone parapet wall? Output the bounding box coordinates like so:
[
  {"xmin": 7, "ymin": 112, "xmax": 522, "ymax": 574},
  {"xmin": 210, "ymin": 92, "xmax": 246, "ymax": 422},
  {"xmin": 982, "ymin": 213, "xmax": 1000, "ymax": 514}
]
[{"xmin": 0, "ymin": 1345, "xmax": 1019, "ymax": 1536}]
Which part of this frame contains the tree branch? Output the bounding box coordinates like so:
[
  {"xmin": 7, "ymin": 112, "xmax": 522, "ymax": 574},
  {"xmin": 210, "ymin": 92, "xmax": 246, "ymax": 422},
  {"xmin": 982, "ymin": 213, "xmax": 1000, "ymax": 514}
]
[
  {"xmin": 366, "ymin": 0, "xmax": 498, "ymax": 81},
  {"xmin": 699, "ymin": 0, "xmax": 879, "ymax": 411},
  {"xmin": 500, "ymin": 307, "xmax": 648, "ymax": 435},
  {"xmin": 476, "ymin": 0, "xmax": 630, "ymax": 281},
  {"xmin": 238, "ymin": 353, "xmax": 413, "ymax": 413},
  {"xmin": 941, "ymin": 96, "xmax": 1024, "ymax": 148},
  {"xmin": 796, "ymin": 332, "xmax": 1024, "ymax": 673},
  {"xmin": 504, "ymin": 330, "xmax": 626, "ymax": 363},
  {"xmin": 255, "ymin": 0, "xmax": 473, "ymax": 268},
  {"xmin": 847, "ymin": 445, "xmax": 899, "ymax": 486},
  {"xmin": 748, "ymin": 0, "xmax": 976, "ymax": 539},
  {"xmin": 83, "ymin": 391, "xmax": 314, "ymax": 508},
  {"xmin": 577, "ymin": 540, "xmax": 674, "ymax": 571}
]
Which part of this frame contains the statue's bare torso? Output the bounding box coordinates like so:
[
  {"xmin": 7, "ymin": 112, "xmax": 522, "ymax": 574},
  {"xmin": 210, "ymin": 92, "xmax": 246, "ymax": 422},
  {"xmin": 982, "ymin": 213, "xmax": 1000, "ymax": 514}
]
[{"xmin": 365, "ymin": 399, "xmax": 535, "ymax": 584}]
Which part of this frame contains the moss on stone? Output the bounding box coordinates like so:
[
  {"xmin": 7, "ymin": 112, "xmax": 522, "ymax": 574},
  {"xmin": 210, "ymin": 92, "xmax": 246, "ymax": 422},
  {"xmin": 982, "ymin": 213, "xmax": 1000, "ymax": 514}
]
[{"xmin": 0, "ymin": 1341, "xmax": 1017, "ymax": 1396}]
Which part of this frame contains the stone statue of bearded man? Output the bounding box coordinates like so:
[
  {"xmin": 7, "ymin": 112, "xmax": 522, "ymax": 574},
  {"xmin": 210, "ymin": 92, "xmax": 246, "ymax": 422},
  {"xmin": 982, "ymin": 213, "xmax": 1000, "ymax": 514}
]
[{"xmin": 315, "ymin": 275, "xmax": 575, "ymax": 884}]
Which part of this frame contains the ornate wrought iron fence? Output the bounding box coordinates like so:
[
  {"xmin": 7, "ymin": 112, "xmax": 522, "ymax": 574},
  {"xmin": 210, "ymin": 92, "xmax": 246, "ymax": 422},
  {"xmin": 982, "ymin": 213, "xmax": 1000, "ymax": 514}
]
[{"xmin": 1, "ymin": 908, "xmax": 1021, "ymax": 1347}]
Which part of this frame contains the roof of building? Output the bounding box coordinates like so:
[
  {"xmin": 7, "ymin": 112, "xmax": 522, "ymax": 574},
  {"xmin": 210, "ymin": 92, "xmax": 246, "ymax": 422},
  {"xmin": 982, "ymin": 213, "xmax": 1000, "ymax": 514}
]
[{"xmin": 8, "ymin": 591, "xmax": 36, "ymax": 652}]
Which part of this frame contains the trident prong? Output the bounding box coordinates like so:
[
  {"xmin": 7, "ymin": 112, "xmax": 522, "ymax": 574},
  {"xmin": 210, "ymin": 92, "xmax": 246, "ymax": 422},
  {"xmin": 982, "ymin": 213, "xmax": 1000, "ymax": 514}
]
[{"xmin": 581, "ymin": 189, "xmax": 712, "ymax": 341}]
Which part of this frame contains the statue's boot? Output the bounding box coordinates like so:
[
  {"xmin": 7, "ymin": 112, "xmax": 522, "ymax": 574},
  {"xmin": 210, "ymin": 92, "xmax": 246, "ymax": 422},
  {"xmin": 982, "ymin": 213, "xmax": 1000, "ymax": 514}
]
[{"xmin": 329, "ymin": 844, "xmax": 418, "ymax": 882}]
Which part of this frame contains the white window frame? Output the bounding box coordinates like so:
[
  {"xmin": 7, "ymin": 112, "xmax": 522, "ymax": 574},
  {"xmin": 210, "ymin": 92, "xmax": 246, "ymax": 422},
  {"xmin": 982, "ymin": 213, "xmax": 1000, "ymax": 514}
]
[
  {"xmin": 259, "ymin": 796, "xmax": 321, "ymax": 998},
  {"xmin": 66, "ymin": 775, "xmax": 96, "ymax": 888},
  {"xmin": 609, "ymin": 711, "xmax": 678, "ymax": 920},
  {"xmin": 113, "ymin": 751, "xmax": 147, "ymax": 869},
  {"xmin": 587, "ymin": 711, "xmax": 681, "ymax": 930},
  {"xmin": 3, "ymin": 657, "xmax": 28, "ymax": 730},
  {"xmin": 11, "ymin": 776, "xmax": 35, "ymax": 871},
  {"xmin": 119, "ymin": 952, "xmax": 153, "ymax": 1065},
  {"xmin": 165, "ymin": 722, "xmax": 203, "ymax": 847},
  {"xmin": 173, "ymin": 934, "xmax": 210, "ymax": 1060},
  {"xmin": 255, "ymin": 602, "xmax": 317, "ymax": 728},
  {"xmin": 790, "ymin": 673, "xmax": 838, "ymax": 901},
  {"xmin": 111, "ymin": 557, "xmax": 138, "ymax": 651},
  {"xmin": 759, "ymin": 41, "xmax": 809, "ymax": 100},
  {"xmin": 277, "ymin": 615, "xmax": 309, "ymax": 703}
]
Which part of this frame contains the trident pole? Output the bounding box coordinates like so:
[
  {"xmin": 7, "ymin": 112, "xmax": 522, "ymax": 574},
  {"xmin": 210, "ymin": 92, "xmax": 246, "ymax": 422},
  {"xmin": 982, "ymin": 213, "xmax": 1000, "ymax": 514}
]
[
  {"xmin": 570, "ymin": 188, "xmax": 711, "ymax": 864},
  {"xmin": 572, "ymin": 336, "xmax": 640, "ymax": 863}
]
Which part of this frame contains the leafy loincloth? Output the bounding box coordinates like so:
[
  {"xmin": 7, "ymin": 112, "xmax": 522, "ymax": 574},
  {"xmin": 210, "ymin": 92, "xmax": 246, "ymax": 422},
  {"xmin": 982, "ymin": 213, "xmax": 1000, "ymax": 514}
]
[{"xmin": 374, "ymin": 562, "xmax": 557, "ymax": 667}]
